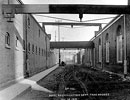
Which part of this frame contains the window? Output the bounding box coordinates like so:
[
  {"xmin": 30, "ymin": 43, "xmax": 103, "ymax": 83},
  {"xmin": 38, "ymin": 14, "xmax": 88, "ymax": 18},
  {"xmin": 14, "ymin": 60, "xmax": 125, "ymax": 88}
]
[
  {"xmin": 27, "ymin": 17, "xmax": 30, "ymax": 28},
  {"xmin": 89, "ymin": 49, "xmax": 92, "ymax": 65},
  {"xmin": 32, "ymin": 44, "xmax": 34, "ymax": 53},
  {"xmin": 5, "ymin": 32, "xmax": 10, "ymax": 46},
  {"xmin": 39, "ymin": 29, "xmax": 40, "ymax": 37},
  {"xmin": 39, "ymin": 48, "xmax": 40, "ymax": 55},
  {"xmin": 42, "ymin": 49, "xmax": 43, "ymax": 56},
  {"xmin": 28, "ymin": 42, "xmax": 30, "ymax": 52},
  {"xmin": 23, "ymin": 40, "xmax": 25, "ymax": 50},
  {"xmin": 106, "ymin": 33, "xmax": 109, "ymax": 63},
  {"xmin": 36, "ymin": 46, "xmax": 37, "ymax": 55},
  {"xmin": 116, "ymin": 25, "xmax": 122, "ymax": 63},
  {"xmin": 44, "ymin": 49, "xmax": 46, "ymax": 55},
  {"xmin": 16, "ymin": 36, "xmax": 18, "ymax": 47},
  {"xmin": 98, "ymin": 38, "xmax": 102, "ymax": 62}
]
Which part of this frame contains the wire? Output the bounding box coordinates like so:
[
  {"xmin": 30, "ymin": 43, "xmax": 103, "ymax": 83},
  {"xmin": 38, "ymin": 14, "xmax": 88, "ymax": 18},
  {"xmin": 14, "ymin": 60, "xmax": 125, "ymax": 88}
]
[
  {"xmin": 82, "ymin": 16, "xmax": 116, "ymax": 22},
  {"xmin": 34, "ymin": 14, "xmax": 80, "ymax": 22},
  {"xmin": 34, "ymin": 14, "xmax": 116, "ymax": 23},
  {"xmin": 60, "ymin": 25, "xmax": 103, "ymax": 29}
]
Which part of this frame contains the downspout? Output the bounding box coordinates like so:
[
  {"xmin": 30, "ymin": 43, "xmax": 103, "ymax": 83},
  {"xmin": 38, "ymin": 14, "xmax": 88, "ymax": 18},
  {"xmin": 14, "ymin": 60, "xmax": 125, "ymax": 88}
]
[{"xmin": 124, "ymin": 14, "xmax": 127, "ymax": 78}]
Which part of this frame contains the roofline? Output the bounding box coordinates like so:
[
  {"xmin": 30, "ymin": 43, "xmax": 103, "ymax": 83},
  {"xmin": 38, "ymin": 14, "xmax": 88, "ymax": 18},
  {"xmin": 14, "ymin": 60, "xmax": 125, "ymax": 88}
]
[
  {"xmin": 15, "ymin": 0, "xmax": 50, "ymax": 39},
  {"xmin": 90, "ymin": 14, "xmax": 123, "ymax": 41}
]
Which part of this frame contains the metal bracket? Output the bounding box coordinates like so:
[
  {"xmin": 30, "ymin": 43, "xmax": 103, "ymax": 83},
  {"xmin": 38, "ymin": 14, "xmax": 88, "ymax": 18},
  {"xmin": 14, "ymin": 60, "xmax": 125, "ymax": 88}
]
[{"xmin": 2, "ymin": 4, "xmax": 15, "ymax": 22}]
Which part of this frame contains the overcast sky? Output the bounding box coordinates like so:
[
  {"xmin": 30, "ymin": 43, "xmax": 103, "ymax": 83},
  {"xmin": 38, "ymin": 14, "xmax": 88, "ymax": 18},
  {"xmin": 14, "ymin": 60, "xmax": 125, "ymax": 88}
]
[{"xmin": 21, "ymin": 0, "xmax": 128, "ymax": 41}]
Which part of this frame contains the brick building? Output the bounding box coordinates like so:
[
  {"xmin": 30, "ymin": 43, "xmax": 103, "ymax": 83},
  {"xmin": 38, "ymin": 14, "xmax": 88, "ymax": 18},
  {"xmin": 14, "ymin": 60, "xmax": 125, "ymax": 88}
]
[
  {"xmin": 0, "ymin": 0, "xmax": 56, "ymax": 88},
  {"xmin": 83, "ymin": 14, "xmax": 130, "ymax": 75}
]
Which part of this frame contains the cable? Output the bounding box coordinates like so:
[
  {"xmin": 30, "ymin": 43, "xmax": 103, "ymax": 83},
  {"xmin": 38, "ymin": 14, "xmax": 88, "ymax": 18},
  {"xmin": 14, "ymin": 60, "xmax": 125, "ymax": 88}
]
[
  {"xmin": 60, "ymin": 25, "xmax": 103, "ymax": 29},
  {"xmin": 34, "ymin": 14, "xmax": 80, "ymax": 22},
  {"xmin": 82, "ymin": 16, "xmax": 116, "ymax": 22},
  {"xmin": 34, "ymin": 14, "xmax": 116, "ymax": 23}
]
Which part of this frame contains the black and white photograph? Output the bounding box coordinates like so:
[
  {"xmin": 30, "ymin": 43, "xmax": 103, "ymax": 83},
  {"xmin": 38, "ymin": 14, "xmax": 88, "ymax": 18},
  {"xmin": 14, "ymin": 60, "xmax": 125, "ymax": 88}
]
[{"xmin": 0, "ymin": 0, "xmax": 130, "ymax": 100}]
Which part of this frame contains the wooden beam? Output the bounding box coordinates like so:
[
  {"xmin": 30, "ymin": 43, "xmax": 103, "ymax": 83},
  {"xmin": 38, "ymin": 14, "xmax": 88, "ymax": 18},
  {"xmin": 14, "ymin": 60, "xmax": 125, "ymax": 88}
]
[
  {"xmin": 2, "ymin": 4, "xmax": 130, "ymax": 14},
  {"xmin": 42, "ymin": 22, "xmax": 104, "ymax": 26}
]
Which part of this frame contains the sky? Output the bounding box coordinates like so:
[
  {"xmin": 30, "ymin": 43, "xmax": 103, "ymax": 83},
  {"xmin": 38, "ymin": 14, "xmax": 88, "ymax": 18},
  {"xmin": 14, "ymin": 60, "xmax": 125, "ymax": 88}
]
[{"xmin": 21, "ymin": 0, "xmax": 128, "ymax": 41}]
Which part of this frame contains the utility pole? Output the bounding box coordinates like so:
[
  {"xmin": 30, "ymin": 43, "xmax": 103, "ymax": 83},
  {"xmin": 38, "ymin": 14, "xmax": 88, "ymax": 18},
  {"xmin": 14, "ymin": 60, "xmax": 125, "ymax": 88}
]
[{"xmin": 58, "ymin": 20, "xmax": 61, "ymax": 65}]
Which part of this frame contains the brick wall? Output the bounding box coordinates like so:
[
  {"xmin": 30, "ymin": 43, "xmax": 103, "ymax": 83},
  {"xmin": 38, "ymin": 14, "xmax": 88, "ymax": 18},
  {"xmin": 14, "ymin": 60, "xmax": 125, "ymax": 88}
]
[
  {"xmin": 0, "ymin": 0, "xmax": 56, "ymax": 87},
  {"xmin": 0, "ymin": 0, "xmax": 25, "ymax": 86},
  {"xmin": 93, "ymin": 15, "xmax": 125, "ymax": 73},
  {"xmin": 26, "ymin": 14, "xmax": 51, "ymax": 76}
]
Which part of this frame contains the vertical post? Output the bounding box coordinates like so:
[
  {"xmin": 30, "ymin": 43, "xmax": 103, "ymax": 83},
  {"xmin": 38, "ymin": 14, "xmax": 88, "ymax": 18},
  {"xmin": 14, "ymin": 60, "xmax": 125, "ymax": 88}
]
[
  {"xmin": 124, "ymin": 14, "xmax": 127, "ymax": 78},
  {"xmin": 128, "ymin": 0, "xmax": 130, "ymax": 5},
  {"xmin": 45, "ymin": 36, "xmax": 48, "ymax": 69},
  {"xmin": 8, "ymin": 0, "xmax": 10, "ymax": 4},
  {"xmin": 101, "ymin": 32, "xmax": 103, "ymax": 70},
  {"xmin": 25, "ymin": 15, "xmax": 28, "ymax": 77},
  {"xmin": 58, "ymin": 21, "xmax": 61, "ymax": 65}
]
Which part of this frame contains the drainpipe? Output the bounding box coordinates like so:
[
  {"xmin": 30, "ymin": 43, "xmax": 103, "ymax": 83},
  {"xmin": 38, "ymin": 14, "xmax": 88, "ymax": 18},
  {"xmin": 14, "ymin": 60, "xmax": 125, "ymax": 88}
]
[{"xmin": 124, "ymin": 14, "xmax": 127, "ymax": 78}]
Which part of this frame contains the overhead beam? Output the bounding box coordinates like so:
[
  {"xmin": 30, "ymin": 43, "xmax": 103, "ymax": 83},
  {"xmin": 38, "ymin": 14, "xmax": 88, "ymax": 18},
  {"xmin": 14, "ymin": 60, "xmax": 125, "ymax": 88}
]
[
  {"xmin": 42, "ymin": 22, "xmax": 105, "ymax": 26},
  {"xmin": 2, "ymin": 4, "xmax": 130, "ymax": 15},
  {"xmin": 50, "ymin": 41, "xmax": 94, "ymax": 49}
]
